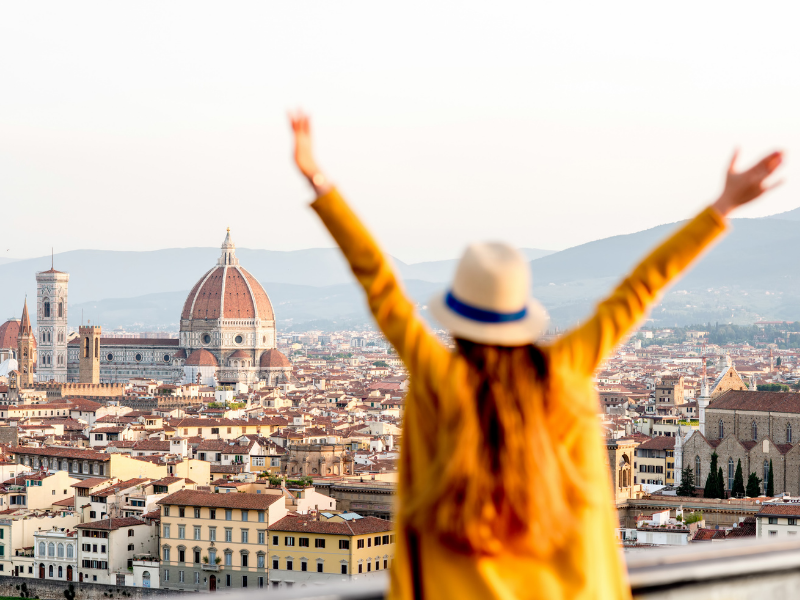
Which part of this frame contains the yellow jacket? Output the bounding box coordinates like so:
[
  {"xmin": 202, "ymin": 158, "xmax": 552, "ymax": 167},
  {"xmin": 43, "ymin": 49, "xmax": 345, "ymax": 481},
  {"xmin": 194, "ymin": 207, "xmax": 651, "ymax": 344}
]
[{"xmin": 312, "ymin": 188, "xmax": 727, "ymax": 600}]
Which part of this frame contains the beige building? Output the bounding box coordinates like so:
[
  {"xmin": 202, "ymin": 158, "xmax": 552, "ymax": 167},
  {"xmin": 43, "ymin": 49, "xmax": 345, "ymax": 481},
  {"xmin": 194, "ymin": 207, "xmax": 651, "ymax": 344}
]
[
  {"xmin": 635, "ymin": 436, "xmax": 676, "ymax": 486},
  {"xmin": 655, "ymin": 375, "xmax": 685, "ymax": 414},
  {"xmin": 76, "ymin": 517, "xmax": 158, "ymax": 585},
  {"xmin": 157, "ymin": 489, "xmax": 287, "ymax": 592},
  {"xmin": 269, "ymin": 512, "xmax": 395, "ymax": 589}
]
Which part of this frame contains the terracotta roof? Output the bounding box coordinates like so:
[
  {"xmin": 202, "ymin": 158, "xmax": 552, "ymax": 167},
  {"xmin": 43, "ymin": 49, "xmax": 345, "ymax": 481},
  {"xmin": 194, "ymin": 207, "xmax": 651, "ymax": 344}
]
[
  {"xmin": 756, "ymin": 504, "xmax": 800, "ymax": 517},
  {"xmin": 93, "ymin": 478, "xmax": 151, "ymax": 497},
  {"xmin": 185, "ymin": 349, "xmax": 219, "ymax": 367},
  {"xmin": 261, "ymin": 349, "xmax": 290, "ymax": 369},
  {"xmin": 228, "ymin": 349, "xmax": 251, "ymax": 360},
  {"xmin": 638, "ymin": 436, "xmax": 676, "ymax": 450},
  {"xmin": 10, "ymin": 446, "xmax": 110, "ymax": 461},
  {"xmin": 270, "ymin": 514, "xmax": 394, "ymax": 536},
  {"xmin": 77, "ymin": 517, "xmax": 148, "ymax": 530},
  {"xmin": 71, "ymin": 477, "xmax": 111, "ymax": 489},
  {"xmin": 709, "ymin": 390, "xmax": 800, "ymax": 414},
  {"xmin": 157, "ymin": 489, "xmax": 284, "ymax": 510},
  {"xmin": 150, "ymin": 477, "xmax": 185, "ymax": 486},
  {"xmin": 133, "ymin": 440, "xmax": 171, "ymax": 452}
]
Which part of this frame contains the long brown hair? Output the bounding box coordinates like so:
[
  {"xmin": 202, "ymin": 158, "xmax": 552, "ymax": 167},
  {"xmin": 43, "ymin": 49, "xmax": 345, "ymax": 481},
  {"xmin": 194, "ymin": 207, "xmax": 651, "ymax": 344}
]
[{"xmin": 405, "ymin": 339, "xmax": 576, "ymax": 557}]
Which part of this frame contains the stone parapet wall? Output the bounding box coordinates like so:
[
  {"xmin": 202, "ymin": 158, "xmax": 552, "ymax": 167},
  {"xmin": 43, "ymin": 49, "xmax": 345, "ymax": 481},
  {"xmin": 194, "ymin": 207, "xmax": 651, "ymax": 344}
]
[{"xmin": 0, "ymin": 577, "xmax": 181, "ymax": 600}]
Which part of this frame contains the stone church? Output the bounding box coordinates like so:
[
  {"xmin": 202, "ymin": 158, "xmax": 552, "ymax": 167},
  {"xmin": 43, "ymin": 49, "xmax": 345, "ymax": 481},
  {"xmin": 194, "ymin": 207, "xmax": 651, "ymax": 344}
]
[
  {"xmin": 680, "ymin": 389, "xmax": 800, "ymax": 496},
  {"xmin": 10, "ymin": 230, "xmax": 293, "ymax": 387}
]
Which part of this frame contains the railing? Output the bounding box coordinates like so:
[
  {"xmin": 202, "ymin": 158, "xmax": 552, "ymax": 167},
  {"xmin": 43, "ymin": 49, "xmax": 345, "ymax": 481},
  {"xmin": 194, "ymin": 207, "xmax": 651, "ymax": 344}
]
[{"xmin": 154, "ymin": 539, "xmax": 800, "ymax": 599}]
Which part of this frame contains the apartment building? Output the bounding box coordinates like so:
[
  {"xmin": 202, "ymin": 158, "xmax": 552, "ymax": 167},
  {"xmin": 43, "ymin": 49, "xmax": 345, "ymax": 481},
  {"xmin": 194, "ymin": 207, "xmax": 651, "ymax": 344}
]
[
  {"xmin": 269, "ymin": 512, "xmax": 395, "ymax": 589},
  {"xmin": 156, "ymin": 489, "xmax": 287, "ymax": 592},
  {"xmin": 75, "ymin": 517, "xmax": 158, "ymax": 585},
  {"xmin": 635, "ymin": 436, "xmax": 676, "ymax": 486}
]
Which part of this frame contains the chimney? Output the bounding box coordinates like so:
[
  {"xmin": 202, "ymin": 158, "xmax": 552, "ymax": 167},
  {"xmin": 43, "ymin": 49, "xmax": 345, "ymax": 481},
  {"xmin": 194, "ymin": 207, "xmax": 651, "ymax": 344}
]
[{"xmin": 315, "ymin": 504, "xmax": 319, "ymax": 521}]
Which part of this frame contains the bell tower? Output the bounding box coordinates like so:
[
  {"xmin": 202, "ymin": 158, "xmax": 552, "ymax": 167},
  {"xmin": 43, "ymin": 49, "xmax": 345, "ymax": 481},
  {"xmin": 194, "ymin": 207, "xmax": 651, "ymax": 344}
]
[
  {"xmin": 78, "ymin": 324, "xmax": 101, "ymax": 384},
  {"xmin": 17, "ymin": 299, "xmax": 36, "ymax": 388},
  {"xmin": 36, "ymin": 265, "xmax": 70, "ymax": 383}
]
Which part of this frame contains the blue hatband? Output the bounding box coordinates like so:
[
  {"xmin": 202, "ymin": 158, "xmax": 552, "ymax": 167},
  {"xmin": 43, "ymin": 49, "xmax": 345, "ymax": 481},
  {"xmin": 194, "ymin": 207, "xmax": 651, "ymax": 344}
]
[{"xmin": 445, "ymin": 291, "xmax": 528, "ymax": 324}]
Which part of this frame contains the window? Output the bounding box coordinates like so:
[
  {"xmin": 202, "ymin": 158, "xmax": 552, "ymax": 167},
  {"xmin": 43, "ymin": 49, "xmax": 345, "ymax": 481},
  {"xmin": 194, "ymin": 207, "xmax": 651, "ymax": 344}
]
[
  {"xmin": 179, "ymin": 570, "xmax": 185, "ymax": 583},
  {"xmin": 272, "ymin": 535, "xmax": 279, "ymax": 546},
  {"xmin": 299, "ymin": 537, "xmax": 309, "ymax": 547},
  {"xmin": 368, "ymin": 562, "xmax": 371, "ymax": 572},
  {"xmin": 257, "ymin": 554, "xmax": 265, "ymax": 568},
  {"xmin": 39, "ymin": 542, "xmax": 45, "ymax": 557},
  {"xmin": 287, "ymin": 560, "xmax": 293, "ymax": 571},
  {"xmin": 789, "ymin": 423, "xmax": 794, "ymax": 444},
  {"xmin": 695, "ymin": 457, "xmax": 701, "ymax": 487},
  {"xmin": 258, "ymin": 577, "xmax": 264, "ymax": 589},
  {"xmin": 258, "ymin": 531, "xmax": 265, "ymax": 544},
  {"xmin": 225, "ymin": 552, "xmax": 232, "ymax": 567},
  {"xmin": 57, "ymin": 543, "xmax": 64, "ymax": 558},
  {"xmin": 770, "ymin": 530, "xmax": 778, "ymax": 537},
  {"xmin": 241, "ymin": 510, "xmax": 249, "ymax": 522},
  {"xmin": 179, "ymin": 507, "xmax": 185, "ymax": 518},
  {"xmin": 317, "ymin": 563, "xmax": 323, "ymax": 573},
  {"xmin": 341, "ymin": 565, "xmax": 348, "ymax": 575},
  {"xmin": 163, "ymin": 547, "xmax": 171, "ymax": 561},
  {"xmin": 164, "ymin": 507, "xmax": 170, "ymax": 517},
  {"xmin": 194, "ymin": 572, "xmax": 200, "ymax": 584},
  {"xmin": 768, "ymin": 517, "xmax": 778, "ymax": 525},
  {"xmin": 209, "ymin": 549, "xmax": 217, "ymax": 564},
  {"xmin": 128, "ymin": 544, "xmax": 135, "ymax": 551},
  {"xmin": 226, "ymin": 574, "xmax": 231, "ymax": 587},
  {"xmin": 90, "ymin": 511, "xmax": 97, "ymax": 519},
  {"xmin": 67, "ymin": 545, "xmax": 74, "ymax": 559},
  {"xmin": 382, "ymin": 535, "xmax": 390, "ymax": 544},
  {"xmin": 301, "ymin": 561, "xmax": 307, "ymax": 572},
  {"xmin": 241, "ymin": 530, "xmax": 249, "ymax": 544},
  {"xmin": 48, "ymin": 542, "xmax": 55, "ymax": 557},
  {"xmin": 764, "ymin": 460, "xmax": 770, "ymax": 492},
  {"xmin": 752, "ymin": 421, "xmax": 758, "ymax": 441},
  {"xmin": 225, "ymin": 510, "xmax": 232, "ymax": 521},
  {"xmin": 209, "ymin": 509, "xmax": 216, "ymax": 520},
  {"xmin": 357, "ymin": 539, "xmax": 365, "ymax": 549},
  {"xmin": 728, "ymin": 458, "xmax": 734, "ymax": 491},
  {"xmin": 315, "ymin": 538, "xmax": 325, "ymax": 548},
  {"xmin": 179, "ymin": 549, "xmax": 185, "ymax": 563},
  {"xmin": 258, "ymin": 511, "xmax": 265, "ymax": 523},
  {"xmin": 285, "ymin": 536, "xmax": 295, "ymax": 546},
  {"xmin": 339, "ymin": 540, "xmax": 350, "ymax": 550},
  {"xmin": 194, "ymin": 508, "xmax": 201, "ymax": 519},
  {"xmin": 374, "ymin": 536, "xmax": 381, "ymax": 546},
  {"xmin": 178, "ymin": 525, "xmax": 185, "ymax": 539},
  {"xmin": 384, "ymin": 559, "xmax": 388, "ymax": 569},
  {"xmin": 163, "ymin": 525, "xmax": 171, "ymax": 538},
  {"xmin": 368, "ymin": 538, "xmax": 372, "ymax": 547},
  {"xmin": 272, "ymin": 559, "xmax": 279, "ymax": 570},
  {"xmin": 790, "ymin": 518, "xmax": 797, "ymax": 526},
  {"xmin": 242, "ymin": 553, "xmax": 249, "ymax": 567},
  {"xmin": 225, "ymin": 529, "xmax": 232, "ymax": 543},
  {"xmin": 242, "ymin": 575, "xmax": 248, "ymax": 588},
  {"xmin": 358, "ymin": 564, "xmax": 363, "ymax": 574},
  {"xmin": 194, "ymin": 550, "xmax": 201, "ymax": 563},
  {"xmin": 194, "ymin": 526, "xmax": 201, "ymax": 540},
  {"xmin": 719, "ymin": 420, "xmax": 724, "ymax": 439},
  {"xmin": 209, "ymin": 527, "xmax": 217, "ymax": 542}
]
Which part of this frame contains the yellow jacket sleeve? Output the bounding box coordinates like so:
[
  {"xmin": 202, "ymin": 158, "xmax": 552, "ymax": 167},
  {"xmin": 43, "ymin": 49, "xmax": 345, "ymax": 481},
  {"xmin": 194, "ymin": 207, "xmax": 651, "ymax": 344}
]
[
  {"xmin": 549, "ymin": 206, "xmax": 727, "ymax": 377},
  {"xmin": 311, "ymin": 188, "xmax": 451, "ymax": 396}
]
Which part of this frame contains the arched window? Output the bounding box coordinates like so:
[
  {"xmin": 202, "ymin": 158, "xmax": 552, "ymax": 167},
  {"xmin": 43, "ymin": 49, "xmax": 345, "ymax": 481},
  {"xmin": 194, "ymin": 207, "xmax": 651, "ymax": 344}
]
[
  {"xmin": 788, "ymin": 423, "xmax": 793, "ymax": 444},
  {"xmin": 752, "ymin": 421, "xmax": 758, "ymax": 441},
  {"xmin": 61, "ymin": 460, "xmax": 68, "ymax": 471},
  {"xmin": 58, "ymin": 566, "xmax": 62, "ymax": 578},
  {"xmin": 66, "ymin": 544, "xmax": 74, "ymax": 559},
  {"xmin": 58, "ymin": 301, "xmax": 63, "ymax": 317},
  {"xmin": 764, "ymin": 460, "xmax": 770, "ymax": 491},
  {"xmin": 83, "ymin": 337, "xmax": 89, "ymax": 358},
  {"xmin": 48, "ymin": 542, "xmax": 55, "ymax": 557},
  {"xmin": 49, "ymin": 565, "xmax": 53, "ymax": 578},
  {"xmin": 38, "ymin": 542, "xmax": 45, "ymax": 557},
  {"xmin": 728, "ymin": 458, "xmax": 734, "ymax": 490},
  {"xmin": 44, "ymin": 299, "xmax": 50, "ymax": 318},
  {"xmin": 57, "ymin": 543, "xmax": 64, "ymax": 558},
  {"xmin": 695, "ymin": 456, "xmax": 701, "ymax": 486},
  {"xmin": 95, "ymin": 338, "xmax": 99, "ymax": 358}
]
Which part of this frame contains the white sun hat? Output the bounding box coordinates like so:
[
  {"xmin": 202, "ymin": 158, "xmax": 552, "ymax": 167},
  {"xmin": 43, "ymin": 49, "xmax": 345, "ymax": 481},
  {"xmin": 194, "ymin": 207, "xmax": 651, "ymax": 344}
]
[{"xmin": 428, "ymin": 242, "xmax": 549, "ymax": 346}]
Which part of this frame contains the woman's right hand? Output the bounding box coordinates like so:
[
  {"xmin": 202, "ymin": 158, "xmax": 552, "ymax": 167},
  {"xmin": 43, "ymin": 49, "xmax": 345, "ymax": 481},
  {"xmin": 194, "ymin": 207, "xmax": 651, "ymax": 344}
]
[
  {"xmin": 712, "ymin": 150, "xmax": 784, "ymax": 217},
  {"xmin": 289, "ymin": 110, "xmax": 331, "ymax": 194}
]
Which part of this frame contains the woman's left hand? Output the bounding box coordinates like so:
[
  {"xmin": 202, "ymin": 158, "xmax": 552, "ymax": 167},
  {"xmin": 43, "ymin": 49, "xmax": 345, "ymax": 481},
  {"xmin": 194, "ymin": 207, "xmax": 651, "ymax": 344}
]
[{"xmin": 289, "ymin": 110, "xmax": 325, "ymax": 188}]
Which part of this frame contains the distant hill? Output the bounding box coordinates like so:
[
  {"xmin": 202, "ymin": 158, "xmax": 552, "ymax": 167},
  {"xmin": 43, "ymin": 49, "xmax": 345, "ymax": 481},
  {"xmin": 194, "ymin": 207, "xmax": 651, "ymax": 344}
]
[
  {"xmin": 6, "ymin": 215, "xmax": 800, "ymax": 331},
  {"xmin": 0, "ymin": 258, "xmax": 18, "ymax": 266},
  {"xmin": 763, "ymin": 206, "xmax": 800, "ymax": 221}
]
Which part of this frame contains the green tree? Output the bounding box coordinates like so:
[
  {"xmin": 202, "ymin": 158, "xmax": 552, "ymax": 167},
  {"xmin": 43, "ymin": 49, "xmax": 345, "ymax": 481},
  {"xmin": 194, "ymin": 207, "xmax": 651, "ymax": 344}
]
[
  {"xmin": 777, "ymin": 356, "xmax": 782, "ymax": 367},
  {"xmin": 767, "ymin": 459, "xmax": 775, "ymax": 496},
  {"xmin": 717, "ymin": 466, "xmax": 726, "ymax": 499},
  {"xmin": 746, "ymin": 472, "xmax": 762, "ymax": 497},
  {"xmin": 373, "ymin": 360, "xmax": 389, "ymax": 367},
  {"xmin": 677, "ymin": 467, "xmax": 695, "ymax": 497},
  {"xmin": 704, "ymin": 452, "xmax": 720, "ymax": 498},
  {"xmin": 732, "ymin": 459, "xmax": 746, "ymax": 497}
]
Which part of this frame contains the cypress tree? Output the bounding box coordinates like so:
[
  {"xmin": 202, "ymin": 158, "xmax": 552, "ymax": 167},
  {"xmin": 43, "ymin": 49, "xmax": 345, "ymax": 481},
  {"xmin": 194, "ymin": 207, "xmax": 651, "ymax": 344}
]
[
  {"xmin": 704, "ymin": 452, "xmax": 720, "ymax": 498},
  {"xmin": 767, "ymin": 459, "xmax": 775, "ymax": 497},
  {"xmin": 717, "ymin": 466, "xmax": 726, "ymax": 498},
  {"xmin": 732, "ymin": 459, "xmax": 745, "ymax": 497},
  {"xmin": 677, "ymin": 467, "xmax": 695, "ymax": 497},
  {"xmin": 746, "ymin": 472, "xmax": 762, "ymax": 497}
]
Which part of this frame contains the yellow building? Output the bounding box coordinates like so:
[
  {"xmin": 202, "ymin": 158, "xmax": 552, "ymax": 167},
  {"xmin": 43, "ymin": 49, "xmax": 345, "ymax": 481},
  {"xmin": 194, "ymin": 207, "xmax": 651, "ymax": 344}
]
[
  {"xmin": 156, "ymin": 489, "xmax": 287, "ymax": 592},
  {"xmin": 269, "ymin": 512, "xmax": 395, "ymax": 589},
  {"xmin": 635, "ymin": 436, "xmax": 676, "ymax": 486}
]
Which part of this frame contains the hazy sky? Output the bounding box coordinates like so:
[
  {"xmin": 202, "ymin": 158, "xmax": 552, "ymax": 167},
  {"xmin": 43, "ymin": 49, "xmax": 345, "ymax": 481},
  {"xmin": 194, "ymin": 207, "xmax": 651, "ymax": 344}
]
[{"xmin": 1, "ymin": 1, "xmax": 798, "ymax": 264}]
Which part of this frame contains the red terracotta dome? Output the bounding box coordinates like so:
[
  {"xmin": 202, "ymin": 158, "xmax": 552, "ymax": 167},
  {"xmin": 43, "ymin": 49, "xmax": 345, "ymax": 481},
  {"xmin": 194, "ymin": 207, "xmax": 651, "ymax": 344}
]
[
  {"xmin": 228, "ymin": 349, "xmax": 251, "ymax": 360},
  {"xmin": 0, "ymin": 319, "xmax": 20, "ymax": 349},
  {"xmin": 185, "ymin": 349, "xmax": 219, "ymax": 367},
  {"xmin": 260, "ymin": 349, "xmax": 290, "ymax": 368}
]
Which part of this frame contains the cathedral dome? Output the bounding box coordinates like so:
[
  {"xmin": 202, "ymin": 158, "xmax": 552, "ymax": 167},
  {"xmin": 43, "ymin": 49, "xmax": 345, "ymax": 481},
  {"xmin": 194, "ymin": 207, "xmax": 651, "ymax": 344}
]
[
  {"xmin": 229, "ymin": 349, "xmax": 251, "ymax": 360},
  {"xmin": 0, "ymin": 319, "xmax": 20, "ymax": 350},
  {"xmin": 260, "ymin": 349, "xmax": 291, "ymax": 368},
  {"xmin": 185, "ymin": 349, "xmax": 219, "ymax": 367},
  {"xmin": 180, "ymin": 230, "xmax": 274, "ymax": 322}
]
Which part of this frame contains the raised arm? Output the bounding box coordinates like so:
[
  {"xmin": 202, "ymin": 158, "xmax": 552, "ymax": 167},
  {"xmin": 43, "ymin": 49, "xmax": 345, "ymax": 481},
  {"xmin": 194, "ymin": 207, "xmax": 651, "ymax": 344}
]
[
  {"xmin": 289, "ymin": 111, "xmax": 450, "ymax": 389},
  {"xmin": 550, "ymin": 150, "xmax": 784, "ymax": 376}
]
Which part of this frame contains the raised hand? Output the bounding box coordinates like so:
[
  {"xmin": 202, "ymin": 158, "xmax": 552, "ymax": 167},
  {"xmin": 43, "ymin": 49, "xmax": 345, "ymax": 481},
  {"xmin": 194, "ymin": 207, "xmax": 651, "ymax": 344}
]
[
  {"xmin": 712, "ymin": 150, "xmax": 784, "ymax": 217},
  {"xmin": 289, "ymin": 110, "xmax": 331, "ymax": 194}
]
